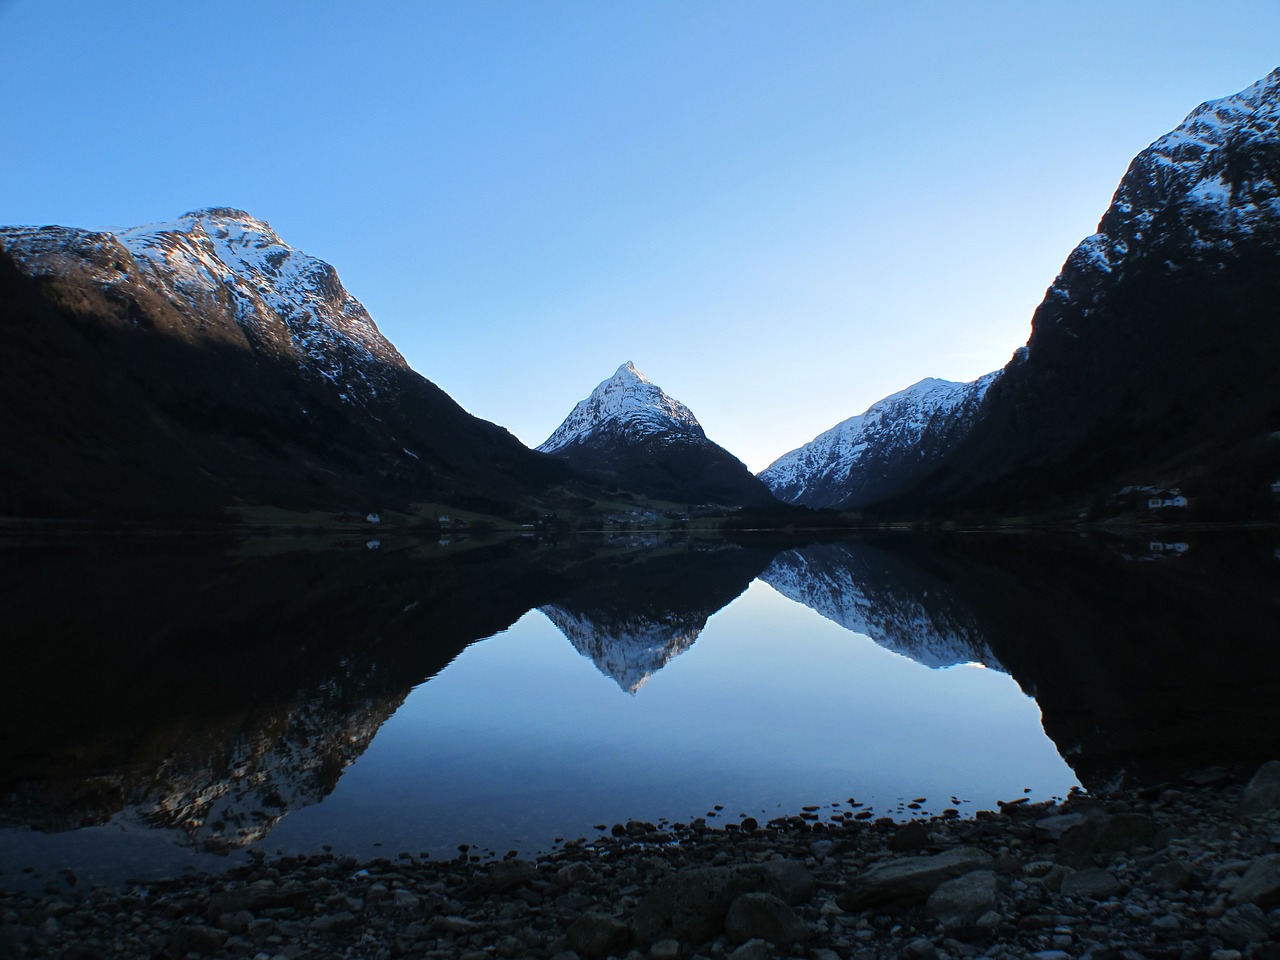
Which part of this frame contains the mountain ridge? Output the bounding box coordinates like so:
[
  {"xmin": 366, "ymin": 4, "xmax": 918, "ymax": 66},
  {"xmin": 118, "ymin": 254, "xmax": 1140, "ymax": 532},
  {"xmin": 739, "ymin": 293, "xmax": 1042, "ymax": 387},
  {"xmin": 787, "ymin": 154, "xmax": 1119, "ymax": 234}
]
[
  {"xmin": 759, "ymin": 373, "xmax": 999, "ymax": 510},
  {"xmin": 0, "ymin": 210, "xmax": 568, "ymax": 519}
]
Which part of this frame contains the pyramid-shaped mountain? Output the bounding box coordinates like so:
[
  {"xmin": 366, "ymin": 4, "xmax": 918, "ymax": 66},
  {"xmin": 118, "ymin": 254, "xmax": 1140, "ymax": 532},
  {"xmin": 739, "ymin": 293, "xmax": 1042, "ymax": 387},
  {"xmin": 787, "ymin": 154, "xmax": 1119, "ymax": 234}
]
[{"xmin": 537, "ymin": 362, "xmax": 776, "ymax": 507}]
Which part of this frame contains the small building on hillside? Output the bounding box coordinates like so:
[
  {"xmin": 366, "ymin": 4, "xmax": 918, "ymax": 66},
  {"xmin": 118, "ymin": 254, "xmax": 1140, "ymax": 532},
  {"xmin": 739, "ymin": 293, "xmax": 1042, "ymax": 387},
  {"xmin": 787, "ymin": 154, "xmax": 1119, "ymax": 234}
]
[{"xmin": 1146, "ymin": 489, "xmax": 1188, "ymax": 510}]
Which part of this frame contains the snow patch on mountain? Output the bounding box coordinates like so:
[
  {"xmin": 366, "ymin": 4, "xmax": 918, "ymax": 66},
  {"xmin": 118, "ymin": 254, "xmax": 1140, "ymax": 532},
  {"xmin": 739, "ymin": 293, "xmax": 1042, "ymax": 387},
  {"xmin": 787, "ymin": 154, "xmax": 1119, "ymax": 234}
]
[{"xmin": 537, "ymin": 361, "xmax": 706, "ymax": 454}]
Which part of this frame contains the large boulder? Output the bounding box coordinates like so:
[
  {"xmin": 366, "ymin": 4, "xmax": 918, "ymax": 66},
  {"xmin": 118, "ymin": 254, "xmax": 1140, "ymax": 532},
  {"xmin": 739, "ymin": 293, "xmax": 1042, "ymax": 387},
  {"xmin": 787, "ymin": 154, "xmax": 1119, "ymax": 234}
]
[
  {"xmin": 837, "ymin": 847, "xmax": 993, "ymax": 910},
  {"xmin": 1056, "ymin": 814, "xmax": 1164, "ymax": 868},
  {"xmin": 1238, "ymin": 760, "xmax": 1280, "ymax": 821},
  {"xmin": 925, "ymin": 870, "xmax": 998, "ymax": 926},
  {"xmin": 633, "ymin": 861, "xmax": 816, "ymax": 945},
  {"xmin": 724, "ymin": 892, "xmax": 809, "ymax": 947},
  {"xmin": 1227, "ymin": 854, "xmax": 1280, "ymax": 909},
  {"xmin": 566, "ymin": 912, "xmax": 631, "ymax": 959}
]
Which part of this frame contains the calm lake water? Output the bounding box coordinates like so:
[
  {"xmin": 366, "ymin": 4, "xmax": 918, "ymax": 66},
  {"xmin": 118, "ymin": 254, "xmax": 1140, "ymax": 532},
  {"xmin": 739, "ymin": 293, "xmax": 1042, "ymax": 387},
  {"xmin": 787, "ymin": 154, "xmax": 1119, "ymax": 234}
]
[{"xmin": 2, "ymin": 530, "xmax": 1278, "ymax": 889}]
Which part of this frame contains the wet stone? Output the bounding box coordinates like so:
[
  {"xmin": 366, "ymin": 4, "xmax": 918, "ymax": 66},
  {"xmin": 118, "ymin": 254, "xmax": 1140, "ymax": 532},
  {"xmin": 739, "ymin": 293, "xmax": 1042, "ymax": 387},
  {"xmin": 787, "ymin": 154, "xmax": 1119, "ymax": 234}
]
[
  {"xmin": 566, "ymin": 911, "xmax": 631, "ymax": 959},
  {"xmin": 724, "ymin": 891, "xmax": 807, "ymax": 947}
]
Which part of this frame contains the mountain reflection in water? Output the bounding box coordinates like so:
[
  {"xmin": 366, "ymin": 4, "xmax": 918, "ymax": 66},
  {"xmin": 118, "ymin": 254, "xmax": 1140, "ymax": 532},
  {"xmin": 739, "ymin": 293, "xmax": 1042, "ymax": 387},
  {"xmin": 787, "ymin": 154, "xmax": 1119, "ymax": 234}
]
[{"xmin": 1, "ymin": 531, "xmax": 1277, "ymax": 887}]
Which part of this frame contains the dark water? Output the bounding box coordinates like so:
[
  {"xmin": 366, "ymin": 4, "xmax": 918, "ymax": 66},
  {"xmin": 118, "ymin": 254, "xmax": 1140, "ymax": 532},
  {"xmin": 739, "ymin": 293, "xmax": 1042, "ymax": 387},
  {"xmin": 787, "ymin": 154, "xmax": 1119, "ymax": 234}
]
[{"xmin": 2, "ymin": 530, "xmax": 1278, "ymax": 890}]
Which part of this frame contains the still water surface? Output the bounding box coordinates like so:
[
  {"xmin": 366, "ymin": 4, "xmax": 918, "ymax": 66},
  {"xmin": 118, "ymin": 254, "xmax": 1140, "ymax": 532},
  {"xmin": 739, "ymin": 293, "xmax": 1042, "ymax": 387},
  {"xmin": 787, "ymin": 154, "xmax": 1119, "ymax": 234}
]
[{"xmin": 1, "ymin": 532, "xmax": 1276, "ymax": 889}]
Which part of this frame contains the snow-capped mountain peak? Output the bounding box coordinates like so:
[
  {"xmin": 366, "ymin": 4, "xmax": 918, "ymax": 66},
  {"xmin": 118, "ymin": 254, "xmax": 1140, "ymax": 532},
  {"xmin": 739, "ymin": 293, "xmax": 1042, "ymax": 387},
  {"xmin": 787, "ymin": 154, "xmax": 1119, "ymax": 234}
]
[
  {"xmin": 537, "ymin": 361, "xmax": 706, "ymax": 454},
  {"xmin": 759, "ymin": 372, "xmax": 999, "ymax": 510},
  {"xmin": 0, "ymin": 207, "xmax": 406, "ymax": 406}
]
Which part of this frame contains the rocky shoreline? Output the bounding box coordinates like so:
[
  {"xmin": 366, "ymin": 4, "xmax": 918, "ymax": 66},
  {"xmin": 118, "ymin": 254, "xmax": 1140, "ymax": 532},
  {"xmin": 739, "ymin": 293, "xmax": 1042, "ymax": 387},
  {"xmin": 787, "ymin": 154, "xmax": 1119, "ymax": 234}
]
[{"xmin": 4, "ymin": 764, "xmax": 1280, "ymax": 960}]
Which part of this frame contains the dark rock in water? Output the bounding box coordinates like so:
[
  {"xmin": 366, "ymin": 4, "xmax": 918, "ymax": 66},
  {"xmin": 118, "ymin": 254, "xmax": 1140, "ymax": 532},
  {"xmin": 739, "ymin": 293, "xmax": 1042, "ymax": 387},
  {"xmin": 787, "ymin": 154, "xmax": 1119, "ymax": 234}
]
[
  {"xmin": 924, "ymin": 869, "xmax": 997, "ymax": 925},
  {"xmin": 1057, "ymin": 813, "xmax": 1163, "ymax": 868},
  {"xmin": 837, "ymin": 847, "xmax": 993, "ymax": 910},
  {"xmin": 1238, "ymin": 760, "xmax": 1280, "ymax": 821},
  {"xmin": 1227, "ymin": 854, "xmax": 1280, "ymax": 908},
  {"xmin": 565, "ymin": 912, "xmax": 631, "ymax": 959},
  {"xmin": 724, "ymin": 892, "xmax": 807, "ymax": 947}
]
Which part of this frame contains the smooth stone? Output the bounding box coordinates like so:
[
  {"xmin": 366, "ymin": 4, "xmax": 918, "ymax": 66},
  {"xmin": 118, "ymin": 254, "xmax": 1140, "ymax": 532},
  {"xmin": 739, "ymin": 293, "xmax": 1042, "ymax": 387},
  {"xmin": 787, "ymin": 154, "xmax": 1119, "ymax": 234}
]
[
  {"xmin": 900, "ymin": 937, "xmax": 939, "ymax": 960},
  {"xmin": 837, "ymin": 847, "xmax": 994, "ymax": 910},
  {"xmin": 726, "ymin": 940, "xmax": 770, "ymax": 960},
  {"xmin": 724, "ymin": 892, "xmax": 807, "ymax": 947},
  {"xmin": 1227, "ymin": 854, "xmax": 1280, "ymax": 908},
  {"xmin": 1238, "ymin": 760, "xmax": 1280, "ymax": 821},
  {"xmin": 888, "ymin": 821, "xmax": 930, "ymax": 852},
  {"xmin": 1060, "ymin": 868, "xmax": 1121, "ymax": 900},
  {"xmin": 756, "ymin": 859, "xmax": 816, "ymax": 905},
  {"xmin": 1057, "ymin": 814, "xmax": 1163, "ymax": 868},
  {"xmin": 1212, "ymin": 904, "xmax": 1271, "ymax": 948},
  {"xmin": 925, "ymin": 869, "xmax": 998, "ymax": 926},
  {"xmin": 1035, "ymin": 813, "xmax": 1091, "ymax": 840},
  {"xmin": 1150, "ymin": 858, "xmax": 1197, "ymax": 892},
  {"xmin": 485, "ymin": 858, "xmax": 538, "ymax": 892},
  {"xmin": 633, "ymin": 862, "xmax": 813, "ymax": 945},
  {"xmin": 566, "ymin": 912, "xmax": 631, "ymax": 959},
  {"xmin": 168, "ymin": 923, "xmax": 227, "ymax": 956},
  {"xmin": 650, "ymin": 939, "xmax": 681, "ymax": 960}
]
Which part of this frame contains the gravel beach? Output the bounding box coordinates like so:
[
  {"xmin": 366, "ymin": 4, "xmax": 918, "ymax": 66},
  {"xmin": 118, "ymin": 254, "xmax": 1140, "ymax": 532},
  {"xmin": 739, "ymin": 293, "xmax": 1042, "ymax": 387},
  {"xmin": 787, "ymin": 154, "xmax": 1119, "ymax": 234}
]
[{"xmin": 4, "ymin": 762, "xmax": 1280, "ymax": 960}]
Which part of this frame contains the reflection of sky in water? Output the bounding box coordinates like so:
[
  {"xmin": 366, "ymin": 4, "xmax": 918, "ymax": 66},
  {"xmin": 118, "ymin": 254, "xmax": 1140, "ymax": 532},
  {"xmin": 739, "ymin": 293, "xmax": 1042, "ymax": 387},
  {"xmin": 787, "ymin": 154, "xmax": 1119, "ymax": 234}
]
[{"xmin": 265, "ymin": 580, "xmax": 1078, "ymax": 860}]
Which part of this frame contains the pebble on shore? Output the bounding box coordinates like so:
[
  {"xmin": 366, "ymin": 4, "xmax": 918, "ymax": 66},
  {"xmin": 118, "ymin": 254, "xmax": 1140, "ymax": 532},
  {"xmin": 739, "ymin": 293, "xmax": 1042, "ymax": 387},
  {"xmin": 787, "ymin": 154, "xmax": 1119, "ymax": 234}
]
[{"xmin": 4, "ymin": 761, "xmax": 1280, "ymax": 960}]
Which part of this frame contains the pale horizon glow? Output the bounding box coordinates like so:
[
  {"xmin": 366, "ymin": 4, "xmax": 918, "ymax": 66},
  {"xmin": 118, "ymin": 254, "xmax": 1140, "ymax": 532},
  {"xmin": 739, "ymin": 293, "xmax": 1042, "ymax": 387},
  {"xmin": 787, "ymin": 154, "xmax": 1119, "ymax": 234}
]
[{"xmin": 2, "ymin": 2, "xmax": 1278, "ymax": 470}]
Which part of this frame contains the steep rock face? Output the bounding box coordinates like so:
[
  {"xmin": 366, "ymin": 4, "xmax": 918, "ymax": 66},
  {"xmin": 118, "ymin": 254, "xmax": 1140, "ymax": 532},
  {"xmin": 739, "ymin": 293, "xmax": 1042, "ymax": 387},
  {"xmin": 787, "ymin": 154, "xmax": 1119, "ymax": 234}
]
[
  {"xmin": 0, "ymin": 209, "xmax": 566, "ymax": 518},
  {"xmin": 760, "ymin": 542, "xmax": 1001, "ymax": 670},
  {"xmin": 538, "ymin": 362, "xmax": 776, "ymax": 507},
  {"xmin": 759, "ymin": 374, "xmax": 999, "ymax": 510},
  {"xmin": 889, "ymin": 68, "xmax": 1280, "ymax": 516}
]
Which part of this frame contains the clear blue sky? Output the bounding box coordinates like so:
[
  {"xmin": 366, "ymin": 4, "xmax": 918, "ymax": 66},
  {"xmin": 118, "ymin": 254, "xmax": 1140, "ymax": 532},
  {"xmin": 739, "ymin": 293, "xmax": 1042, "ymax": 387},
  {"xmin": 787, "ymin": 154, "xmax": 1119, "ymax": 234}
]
[{"xmin": 3, "ymin": 2, "xmax": 1277, "ymax": 471}]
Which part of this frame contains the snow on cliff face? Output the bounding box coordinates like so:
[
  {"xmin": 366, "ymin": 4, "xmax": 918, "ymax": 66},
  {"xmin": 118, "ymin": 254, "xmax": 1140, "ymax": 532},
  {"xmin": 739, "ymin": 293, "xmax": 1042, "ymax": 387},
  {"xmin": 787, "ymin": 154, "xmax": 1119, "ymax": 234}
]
[
  {"xmin": 538, "ymin": 361, "xmax": 707, "ymax": 454},
  {"xmin": 0, "ymin": 207, "xmax": 406, "ymax": 404},
  {"xmin": 760, "ymin": 543, "xmax": 1001, "ymax": 671},
  {"xmin": 1047, "ymin": 67, "xmax": 1280, "ymax": 317},
  {"xmin": 759, "ymin": 373, "xmax": 999, "ymax": 509}
]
